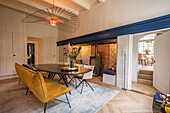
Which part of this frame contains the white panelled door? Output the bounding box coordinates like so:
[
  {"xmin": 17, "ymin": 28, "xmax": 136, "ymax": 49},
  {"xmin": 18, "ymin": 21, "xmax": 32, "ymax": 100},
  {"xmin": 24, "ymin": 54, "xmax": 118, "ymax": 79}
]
[
  {"xmin": 5, "ymin": 32, "xmax": 13, "ymax": 75},
  {"xmin": 43, "ymin": 38, "xmax": 57, "ymax": 63},
  {"xmin": 13, "ymin": 33, "xmax": 26, "ymax": 73},
  {"xmin": 154, "ymin": 31, "xmax": 170, "ymax": 94},
  {"xmin": 0, "ymin": 31, "xmax": 14, "ymax": 76},
  {"xmin": 0, "ymin": 31, "xmax": 26, "ymax": 76}
]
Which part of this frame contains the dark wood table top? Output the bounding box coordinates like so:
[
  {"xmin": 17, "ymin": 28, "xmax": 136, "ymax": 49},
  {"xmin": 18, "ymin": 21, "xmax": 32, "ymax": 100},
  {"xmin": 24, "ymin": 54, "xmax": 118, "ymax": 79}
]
[{"xmin": 34, "ymin": 64, "xmax": 91, "ymax": 75}]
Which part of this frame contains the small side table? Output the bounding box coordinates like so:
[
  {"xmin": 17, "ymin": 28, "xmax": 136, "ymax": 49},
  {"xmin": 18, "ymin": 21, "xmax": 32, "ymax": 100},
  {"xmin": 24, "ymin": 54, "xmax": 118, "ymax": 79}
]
[{"xmin": 152, "ymin": 95, "xmax": 166, "ymax": 113}]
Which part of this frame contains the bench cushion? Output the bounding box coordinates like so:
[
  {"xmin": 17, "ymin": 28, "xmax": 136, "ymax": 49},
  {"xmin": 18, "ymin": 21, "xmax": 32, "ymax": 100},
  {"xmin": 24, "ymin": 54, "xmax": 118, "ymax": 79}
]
[
  {"xmin": 103, "ymin": 69, "xmax": 116, "ymax": 75},
  {"xmin": 44, "ymin": 78, "xmax": 71, "ymax": 102}
]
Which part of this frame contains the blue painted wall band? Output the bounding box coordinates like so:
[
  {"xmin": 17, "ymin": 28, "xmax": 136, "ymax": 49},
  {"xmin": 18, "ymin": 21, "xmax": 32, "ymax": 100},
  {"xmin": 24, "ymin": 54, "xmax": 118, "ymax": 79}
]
[{"xmin": 57, "ymin": 14, "xmax": 170, "ymax": 46}]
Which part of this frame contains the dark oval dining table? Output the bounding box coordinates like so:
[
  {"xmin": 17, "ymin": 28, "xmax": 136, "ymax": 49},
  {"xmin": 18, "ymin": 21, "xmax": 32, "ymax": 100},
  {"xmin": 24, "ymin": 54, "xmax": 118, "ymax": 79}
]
[{"xmin": 33, "ymin": 64, "xmax": 91, "ymax": 93}]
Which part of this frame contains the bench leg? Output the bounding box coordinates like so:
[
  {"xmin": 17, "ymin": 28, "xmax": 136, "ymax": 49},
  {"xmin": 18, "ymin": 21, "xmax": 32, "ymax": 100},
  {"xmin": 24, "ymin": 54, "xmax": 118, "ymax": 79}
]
[
  {"xmin": 65, "ymin": 94, "xmax": 71, "ymax": 108},
  {"xmin": 18, "ymin": 78, "xmax": 21, "ymax": 84},
  {"xmin": 44, "ymin": 103, "xmax": 47, "ymax": 113},
  {"xmin": 25, "ymin": 87, "xmax": 29, "ymax": 95}
]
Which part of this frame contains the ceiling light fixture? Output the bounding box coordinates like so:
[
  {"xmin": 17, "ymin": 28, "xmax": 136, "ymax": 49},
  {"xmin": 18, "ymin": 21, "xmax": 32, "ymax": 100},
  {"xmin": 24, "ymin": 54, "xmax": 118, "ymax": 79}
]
[
  {"xmin": 50, "ymin": 18, "xmax": 58, "ymax": 27},
  {"xmin": 146, "ymin": 40, "xmax": 152, "ymax": 43},
  {"xmin": 21, "ymin": 0, "xmax": 79, "ymax": 33}
]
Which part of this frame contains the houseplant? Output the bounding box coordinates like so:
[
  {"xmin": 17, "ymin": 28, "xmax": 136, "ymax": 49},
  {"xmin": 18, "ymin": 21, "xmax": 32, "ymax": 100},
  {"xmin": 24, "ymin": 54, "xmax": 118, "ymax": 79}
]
[{"xmin": 63, "ymin": 43, "xmax": 81, "ymax": 68}]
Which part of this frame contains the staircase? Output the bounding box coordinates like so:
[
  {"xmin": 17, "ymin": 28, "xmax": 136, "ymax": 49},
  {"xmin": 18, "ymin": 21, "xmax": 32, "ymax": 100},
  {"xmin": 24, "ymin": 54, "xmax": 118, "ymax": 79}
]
[{"xmin": 137, "ymin": 70, "xmax": 153, "ymax": 86}]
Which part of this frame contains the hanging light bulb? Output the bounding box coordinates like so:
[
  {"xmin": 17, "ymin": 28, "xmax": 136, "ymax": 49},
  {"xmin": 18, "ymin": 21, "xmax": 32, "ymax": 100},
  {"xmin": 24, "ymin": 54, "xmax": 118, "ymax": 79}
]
[
  {"xmin": 146, "ymin": 40, "xmax": 152, "ymax": 43},
  {"xmin": 50, "ymin": 18, "xmax": 57, "ymax": 27}
]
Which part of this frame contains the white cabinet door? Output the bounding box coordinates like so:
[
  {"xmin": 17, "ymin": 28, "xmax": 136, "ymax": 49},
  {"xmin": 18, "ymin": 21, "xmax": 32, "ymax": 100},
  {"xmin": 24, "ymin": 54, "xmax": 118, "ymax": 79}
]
[
  {"xmin": 154, "ymin": 31, "xmax": 170, "ymax": 94},
  {"xmin": 5, "ymin": 32, "xmax": 13, "ymax": 75},
  {"xmin": 0, "ymin": 31, "xmax": 7, "ymax": 76},
  {"xmin": 13, "ymin": 33, "xmax": 26, "ymax": 73},
  {"xmin": 0, "ymin": 31, "xmax": 14, "ymax": 76},
  {"xmin": 43, "ymin": 38, "xmax": 57, "ymax": 63}
]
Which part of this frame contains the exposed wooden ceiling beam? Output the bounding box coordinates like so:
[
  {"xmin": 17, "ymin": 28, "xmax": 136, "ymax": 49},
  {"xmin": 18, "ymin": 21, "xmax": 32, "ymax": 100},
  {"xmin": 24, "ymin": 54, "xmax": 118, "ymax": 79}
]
[
  {"xmin": 17, "ymin": 0, "xmax": 70, "ymax": 20},
  {"xmin": 71, "ymin": 0, "xmax": 90, "ymax": 10},
  {"xmin": 41, "ymin": 0, "xmax": 79, "ymax": 15},
  {"xmin": 98, "ymin": 0, "xmax": 105, "ymax": 3},
  {"xmin": 0, "ymin": 0, "xmax": 36, "ymax": 15},
  {"xmin": 0, "ymin": 0, "xmax": 64, "ymax": 23}
]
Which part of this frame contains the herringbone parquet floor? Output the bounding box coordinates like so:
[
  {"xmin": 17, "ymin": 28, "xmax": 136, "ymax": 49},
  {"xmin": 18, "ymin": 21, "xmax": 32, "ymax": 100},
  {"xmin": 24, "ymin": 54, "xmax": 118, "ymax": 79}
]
[{"xmin": 88, "ymin": 77, "xmax": 158, "ymax": 113}]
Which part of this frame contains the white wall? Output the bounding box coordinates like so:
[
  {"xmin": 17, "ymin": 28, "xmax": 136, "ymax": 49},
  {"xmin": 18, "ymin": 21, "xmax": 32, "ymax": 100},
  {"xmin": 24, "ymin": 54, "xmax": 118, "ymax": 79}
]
[
  {"xmin": 58, "ymin": 0, "xmax": 170, "ymax": 40},
  {"xmin": 26, "ymin": 23, "xmax": 58, "ymax": 39},
  {"xmin": 0, "ymin": 5, "xmax": 58, "ymax": 78},
  {"xmin": 117, "ymin": 35, "xmax": 133, "ymax": 89}
]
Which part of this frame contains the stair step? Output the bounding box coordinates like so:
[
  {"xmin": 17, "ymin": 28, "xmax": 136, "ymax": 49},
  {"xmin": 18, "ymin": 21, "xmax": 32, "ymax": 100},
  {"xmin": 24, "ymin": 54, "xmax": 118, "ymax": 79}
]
[
  {"xmin": 138, "ymin": 74, "xmax": 153, "ymax": 80},
  {"xmin": 139, "ymin": 70, "xmax": 153, "ymax": 75},
  {"xmin": 137, "ymin": 78, "xmax": 153, "ymax": 86}
]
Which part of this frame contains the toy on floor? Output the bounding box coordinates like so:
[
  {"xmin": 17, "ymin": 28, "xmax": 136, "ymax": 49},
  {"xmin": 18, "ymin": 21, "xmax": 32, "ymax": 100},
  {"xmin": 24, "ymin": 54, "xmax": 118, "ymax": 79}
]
[{"xmin": 160, "ymin": 94, "xmax": 170, "ymax": 113}]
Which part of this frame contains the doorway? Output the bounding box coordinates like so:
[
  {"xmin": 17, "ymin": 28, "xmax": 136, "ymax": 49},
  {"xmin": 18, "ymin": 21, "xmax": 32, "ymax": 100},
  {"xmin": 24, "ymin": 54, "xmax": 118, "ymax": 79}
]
[
  {"xmin": 131, "ymin": 29, "xmax": 170, "ymax": 95},
  {"xmin": 138, "ymin": 34, "xmax": 155, "ymax": 70},
  {"xmin": 131, "ymin": 33, "xmax": 157, "ymax": 95},
  {"xmin": 27, "ymin": 43, "xmax": 35, "ymax": 65},
  {"xmin": 27, "ymin": 41, "xmax": 38, "ymax": 65},
  {"xmin": 136, "ymin": 34, "xmax": 155, "ymax": 87}
]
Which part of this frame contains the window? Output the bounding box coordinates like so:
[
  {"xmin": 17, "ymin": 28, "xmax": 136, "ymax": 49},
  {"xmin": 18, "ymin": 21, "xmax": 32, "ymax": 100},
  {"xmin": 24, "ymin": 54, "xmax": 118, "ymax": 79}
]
[
  {"xmin": 138, "ymin": 34, "xmax": 155, "ymax": 55},
  {"xmin": 138, "ymin": 41, "xmax": 154, "ymax": 55}
]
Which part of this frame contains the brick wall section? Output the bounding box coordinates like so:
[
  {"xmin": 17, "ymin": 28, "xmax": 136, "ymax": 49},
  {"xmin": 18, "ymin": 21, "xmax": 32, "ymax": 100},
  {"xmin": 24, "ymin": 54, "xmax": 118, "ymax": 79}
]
[
  {"xmin": 109, "ymin": 44, "xmax": 117, "ymax": 67},
  {"xmin": 97, "ymin": 44, "xmax": 110, "ymax": 69},
  {"xmin": 91, "ymin": 45, "xmax": 95, "ymax": 56},
  {"xmin": 83, "ymin": 44, "xmax": 117, "ymax": 69}
]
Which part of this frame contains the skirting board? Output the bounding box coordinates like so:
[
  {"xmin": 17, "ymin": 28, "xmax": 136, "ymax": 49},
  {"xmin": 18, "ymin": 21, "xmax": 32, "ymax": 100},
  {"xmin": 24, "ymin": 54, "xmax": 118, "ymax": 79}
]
[{"xmin": 0, "ymin": 74, "xmax": 18, "ymax": 80}]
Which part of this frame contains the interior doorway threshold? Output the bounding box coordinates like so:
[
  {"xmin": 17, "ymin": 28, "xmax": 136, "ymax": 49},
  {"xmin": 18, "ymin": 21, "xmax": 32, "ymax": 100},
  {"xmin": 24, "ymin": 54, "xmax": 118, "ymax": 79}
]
[{"xmin": 129, "ymin": 89, "xmax": 154, "ymax": 97}]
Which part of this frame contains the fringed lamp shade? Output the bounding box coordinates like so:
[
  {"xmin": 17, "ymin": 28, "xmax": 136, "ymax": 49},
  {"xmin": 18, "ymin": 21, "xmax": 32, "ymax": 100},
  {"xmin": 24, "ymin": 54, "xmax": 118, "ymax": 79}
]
[
  {"xmin": 22, "ymin": 7, "xmax": 79, "ymax": 33},
  {"xmin": 50, "ymin": 18, "xmax": 58, "ymax": 26}
]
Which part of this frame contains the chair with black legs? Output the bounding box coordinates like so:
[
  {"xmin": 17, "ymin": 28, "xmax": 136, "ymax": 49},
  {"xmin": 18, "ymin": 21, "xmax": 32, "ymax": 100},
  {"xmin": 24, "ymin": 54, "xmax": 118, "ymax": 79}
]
[
  {"xmin": 70, "ymin": 65, "xmax": 94, "ymax": 94},
  {"xmin": 67, "ymin": 64, "xmax": 84, "ymax": 87}
]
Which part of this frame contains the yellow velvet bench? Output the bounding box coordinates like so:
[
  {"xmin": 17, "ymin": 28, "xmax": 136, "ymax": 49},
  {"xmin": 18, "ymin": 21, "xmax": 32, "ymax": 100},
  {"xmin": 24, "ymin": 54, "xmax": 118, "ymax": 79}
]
[{"xmin": 15, "ymin": 63, "xmax": 72, "ymax": 113}]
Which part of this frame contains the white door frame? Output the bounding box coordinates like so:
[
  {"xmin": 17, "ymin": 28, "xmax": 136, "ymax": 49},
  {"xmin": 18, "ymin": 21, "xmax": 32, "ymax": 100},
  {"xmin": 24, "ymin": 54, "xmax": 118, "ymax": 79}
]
[
  {"xmin": 27, "ymin": 41, "xmax": 38, "ymax": 64},
  {"xmin": 117, "ymin": 35, "xmax": 133, "ymax": 90}
]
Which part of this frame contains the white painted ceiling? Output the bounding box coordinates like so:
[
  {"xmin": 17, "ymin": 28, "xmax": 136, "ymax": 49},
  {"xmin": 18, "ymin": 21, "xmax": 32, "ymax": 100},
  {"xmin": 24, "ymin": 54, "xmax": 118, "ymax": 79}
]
[{"xmin": 0, "ymin": 0, "xmax": 105, "ymax": 17}]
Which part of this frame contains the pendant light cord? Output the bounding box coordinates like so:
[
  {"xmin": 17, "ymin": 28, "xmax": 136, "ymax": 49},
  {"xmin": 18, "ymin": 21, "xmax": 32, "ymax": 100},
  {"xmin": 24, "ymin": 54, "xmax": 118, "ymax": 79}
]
[{"xmin": 52, "ymin": 0, "xmax": 54, "ymax": 17}]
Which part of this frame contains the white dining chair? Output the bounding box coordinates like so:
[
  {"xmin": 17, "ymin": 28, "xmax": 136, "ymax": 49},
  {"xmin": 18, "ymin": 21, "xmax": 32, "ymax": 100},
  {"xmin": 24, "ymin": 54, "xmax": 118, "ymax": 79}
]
[{"xmin": 68, "ymin": 65, "xmax": 95, "ymax": 94}]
